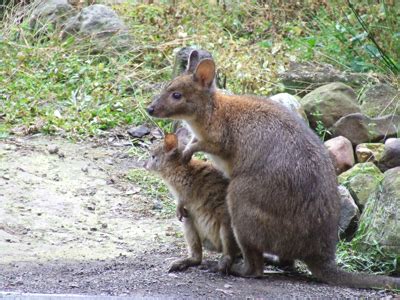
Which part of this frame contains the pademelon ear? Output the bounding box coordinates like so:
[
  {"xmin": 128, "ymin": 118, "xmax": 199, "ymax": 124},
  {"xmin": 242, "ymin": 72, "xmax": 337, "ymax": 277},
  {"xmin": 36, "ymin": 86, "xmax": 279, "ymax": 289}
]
[
  {"xmin": 164, "ymin": 133, "xmax": 178, "ymax": 152},
  {"xmin": 193, "ymin": 58, "xmax": 215, "ymax": 88},
  {"xmin": 186, "ymin": 50, "xmax": 200, "ymax": 73}
]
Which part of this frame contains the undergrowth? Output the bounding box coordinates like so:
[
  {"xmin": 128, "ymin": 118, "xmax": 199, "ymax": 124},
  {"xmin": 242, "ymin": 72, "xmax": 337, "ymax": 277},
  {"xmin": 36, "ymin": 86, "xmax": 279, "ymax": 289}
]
[{"xmin": 1, "ymin": 0, "xmax": 398, "ymax": 139}]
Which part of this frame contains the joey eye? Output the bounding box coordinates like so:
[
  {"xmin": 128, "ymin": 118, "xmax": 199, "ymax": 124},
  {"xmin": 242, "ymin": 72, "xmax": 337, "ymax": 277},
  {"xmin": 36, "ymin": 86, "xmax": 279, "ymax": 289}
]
[{"xmin": 172, "ymin": 92, "xmax": 182, "ymax": 100}]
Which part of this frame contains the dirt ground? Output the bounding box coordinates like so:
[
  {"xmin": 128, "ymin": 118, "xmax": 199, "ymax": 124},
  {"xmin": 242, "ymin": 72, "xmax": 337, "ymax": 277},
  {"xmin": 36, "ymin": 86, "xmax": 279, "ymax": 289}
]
[{"xmin": 0, "ymin": 134, "xmax": 399, "ymax": 299}]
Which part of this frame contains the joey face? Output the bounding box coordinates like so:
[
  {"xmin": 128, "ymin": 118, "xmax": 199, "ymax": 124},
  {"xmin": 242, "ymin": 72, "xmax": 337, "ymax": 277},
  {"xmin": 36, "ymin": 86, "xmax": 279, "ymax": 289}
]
[
  {"xmin": 147, "ymin": 51, "xmax": 216, "ymax": 121},
  {"xmin": 144, "ymin": 134, "xmax": 183, "ymax": 173}
]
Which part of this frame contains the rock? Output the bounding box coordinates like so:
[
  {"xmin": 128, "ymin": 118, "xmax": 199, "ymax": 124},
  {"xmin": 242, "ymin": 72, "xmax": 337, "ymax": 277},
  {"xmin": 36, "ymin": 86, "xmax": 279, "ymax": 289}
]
[
  {"xmin": 300, "ymin": 82, "xmax": 361, "ymax": 129},
  {"xmin": 280, "ymin": 62, "xmax": 368, "ymax": 96},
  {"xmin": 172, "ymin": 47, "xmax": 213, "ymax": 79},
  {"xmin": 324, "ymin": 136, "xmax": 354, "ymax": 174},
  {"xmin": 152, "ymin": 199, "xmax": 163, "ymax": 210},
  {"xmin": 29, "ymin": 0, "xmax": 76, "ymax": 30},
  {"xmin": 127, "ymin": 125, "xmax": 150, "ymax": 138},
  {"xmin": 378, "ymin": 138, "xmax": 400, "ymax": 172},
  {"xmin": 338, "ymin": 162, "xmax": 383, "ymax": 207},
  {"xmin": 331, "ymin": 113, "xmax": 400, "ymax": 146},
  {"xmin": 61, "ymin": 4, "xmax": 130, "ymax": 51},
  {"xmin": 338, "ymin": 185, "xmax": 359, "ymax": 238},
  {"xmin": 361, "ymin": 167, "xmax": 400, "ymax": 258},
  {"xmin": 355, "ymin": 143, "xmax": 385, "ymax": 163},
  {"xmin": 360, "ymin": 83, "xmax": 400, "ymax": 117},
  {"xmin": 150, "ymin": 128, "xmax": 163, "ymax": 140},
  {"xmin": 269, "ymin": 93, "xmax": 307, "ymax": 121},
  {"xmin": 47, "ymin": 145, "xmax": 59, "ymax": 154}
]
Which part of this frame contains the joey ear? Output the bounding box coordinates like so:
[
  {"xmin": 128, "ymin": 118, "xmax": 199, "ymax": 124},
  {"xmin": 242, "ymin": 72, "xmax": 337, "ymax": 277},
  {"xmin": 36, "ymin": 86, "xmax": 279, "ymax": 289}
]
[
  {"xmin": 186, "ymin": 50, "xmax": 200, "ymax": 73},
  {"xmin": 164, "ymin": 133, "xmax": 178, "ymax": 152},
  {"xmin": 193, "ymin": 59, "xmax": 216, "ymax": 89}
]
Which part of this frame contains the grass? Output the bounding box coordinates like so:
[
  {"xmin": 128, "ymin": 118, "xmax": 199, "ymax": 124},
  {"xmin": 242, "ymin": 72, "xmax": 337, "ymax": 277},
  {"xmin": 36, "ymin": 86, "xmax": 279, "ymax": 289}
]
[
  {"xmin": 1, "ymin": 1, "xmax": 399, "ymax": 139},
  {"xmin": 1, "ymin": 0, "xmax": 400, "ymax": 275}
]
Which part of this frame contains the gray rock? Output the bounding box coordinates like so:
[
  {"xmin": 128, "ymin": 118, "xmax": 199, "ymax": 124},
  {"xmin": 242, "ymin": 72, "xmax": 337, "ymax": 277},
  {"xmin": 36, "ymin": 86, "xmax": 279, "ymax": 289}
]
[
  {"xmin": 338, "ymin": 162, "xmax": 384, "ymax": 207},
  {"xmin": 324, "ymin": 136, "xmax": 355, "ymax": 175},
  {"xmin": 150, "ymin": 128, "xmax": 163, "ymax": 140},
  {"xmin": 61, "ymin": 4, "xmax": 129, "ymax": 51},
  {"xmin": 172, "ymin": 47, "xmax": 213, "ymax": 79},
  {"xmin": 361, "ymin": 167, "xmax": 400, "ymax": 257},
  {"xmin": 331, "ymin": 113, "xmax": 400, "ymax": 146},
  {"xmin": 280, "ymin": 62, "xmax": 368, "ymax": 96},
  {"xmin": 300, "ymin": 82, "xmax": 361, "ymax": 129},
  {"xmin": 47, "ymin": 144, "xmax": 59, "ymax": 154},
  {"xmin": 338, "ymin": 185, "xmax": 359, "ymax": 238},
  {"xmin": 269, "ymin": 93, "xmax": 307, "ymax": 121},
  {"xmin": 360, "ymin": 83, "xmax": 400, "ymax": 117},
  {"xmin": 29, "ymin": 0, "xmax": 76, "ymax": 30},
  {"xmin": 152, "ymin": 199, "xmax": 163, "ymax": 210},
  {"xmin": 378, "ymin": 138, "xmax": 400, "ymax": 172},
  {"xmin": 127, "ymin": 125, "xmax": 150, "ymax": 138}
]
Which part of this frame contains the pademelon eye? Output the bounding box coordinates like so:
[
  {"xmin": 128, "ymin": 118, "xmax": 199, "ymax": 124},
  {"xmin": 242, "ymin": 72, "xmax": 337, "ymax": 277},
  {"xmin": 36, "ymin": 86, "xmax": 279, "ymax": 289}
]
[{"xmin": 172, "ymin": 92, "xmax": 182, "ymax": 100}]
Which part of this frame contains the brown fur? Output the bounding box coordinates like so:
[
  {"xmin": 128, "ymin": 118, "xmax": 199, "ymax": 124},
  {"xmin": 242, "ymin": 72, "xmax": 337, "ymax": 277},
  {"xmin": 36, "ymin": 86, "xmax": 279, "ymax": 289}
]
[
  {"xmin": 145, "ymin": 134, "xmax": 239, "ymax": 273},
  {"xmin": 146, "ymin": 53, "xmax": 400, "ymax": 289}
]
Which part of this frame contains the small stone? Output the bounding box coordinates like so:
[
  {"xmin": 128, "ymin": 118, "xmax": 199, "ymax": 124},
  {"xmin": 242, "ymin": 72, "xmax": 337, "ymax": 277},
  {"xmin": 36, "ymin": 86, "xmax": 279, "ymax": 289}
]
[
  {"xmin": 355, "ymin": 143, "xmax": 385, "ymax": 163},
  {"xmin": 81, "ymin": 166, "xmax": 89, "ymax": 173},
  {"xmin": 58, "ymin": 152, "xmax": 65, "ymax": 158},
  {"xmin": 101, "ymin": 223, "xmax": 108, "ymax": 229},
  {"xmin": 4, "ymin": 144, "xmax": 17, "ymax": 151},
  {"xmin": 90, "ymin": 227, "xmax": 98, "ymax": 231},
  {"xmin": 224, "ymin": 284, "xmax": 232, "ymax": 289},
  {"xmin": 48, "ymin": 145, "xmax": 59, "ymax": 154},
  {"xmin": 378, "ymin": 138, "xmax": 400, "ymax": 172},
  {"xmin": 127, "ymin": 125, "xmax": 150, "ymax": 138},
  {"xmin": 324, "ymin": 136, "xmax": 355, "ymax": 174},
  {"xmin": 2, "ymin": 174, "xmax": 10, "ymax": 180},
  {"xmin": 152, "ymin": 200, "xmax": 163, "ymax": 210},
  {"xmin": 150, "ymin": 128, "xmax": 163, "ymax": 139},
  {"xmin": 338, "ymin": 185, "xmax": 359, "ymax": 237},
  {"xmin": 105, "ymin": 158, "xmax": 114, "ymax": 165},
  {"xmin": 87, "ymin": 204, "xmax": 95, "ymax": 211}
]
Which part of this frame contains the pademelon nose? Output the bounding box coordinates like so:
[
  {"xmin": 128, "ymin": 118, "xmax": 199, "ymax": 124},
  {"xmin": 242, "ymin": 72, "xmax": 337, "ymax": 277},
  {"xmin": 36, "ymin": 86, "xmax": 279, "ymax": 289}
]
[{"xmin": 147, "ymin": 106, "xmax": 155, "ymax": 115}]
